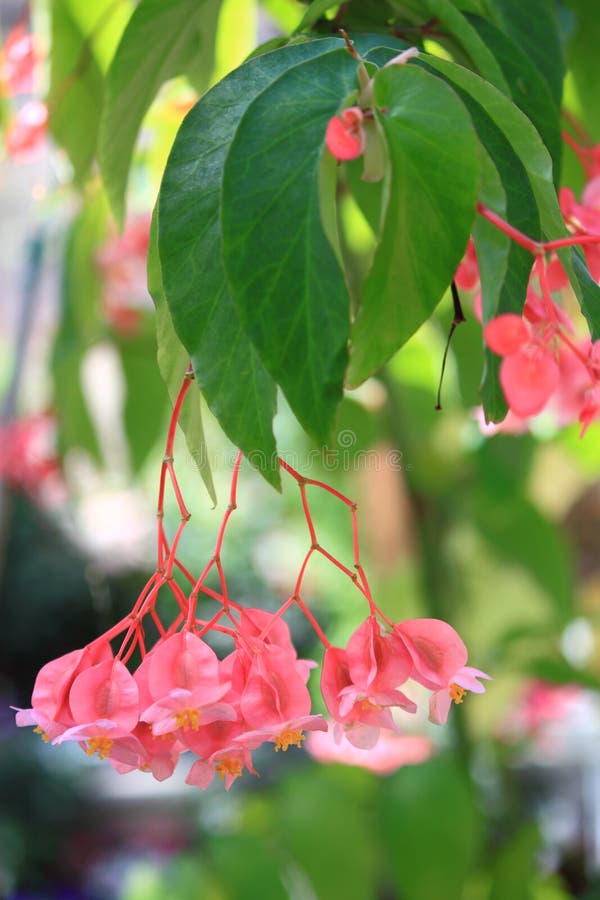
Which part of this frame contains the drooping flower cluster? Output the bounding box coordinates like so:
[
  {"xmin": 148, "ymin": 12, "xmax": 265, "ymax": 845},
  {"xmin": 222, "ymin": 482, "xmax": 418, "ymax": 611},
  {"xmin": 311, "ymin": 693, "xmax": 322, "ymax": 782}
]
[
  {"xmin": 455, "ymin": 129, "xmax": 600, "ymax": 436},
  {"xmin": 14, "ymin": 370, "xmax": 490, "ymax": 789}
]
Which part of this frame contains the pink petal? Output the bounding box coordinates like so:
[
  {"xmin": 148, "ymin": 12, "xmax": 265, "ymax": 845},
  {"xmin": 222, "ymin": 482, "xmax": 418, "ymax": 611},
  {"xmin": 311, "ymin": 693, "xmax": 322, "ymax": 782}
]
[
  {"xmin": 453, "ymin": 666, "xmax": 492, "ymax": 694},
  {"xmin": 325, "ymin": 109, "xmax": 364, "ymax": 161},
  {"xmin": 500, "ymin": 347, "xmax": 560, "ymax": 417},
  {"xmin": 185, "ymin": 759, "xmax": 214, "ymax": 790},
  {"xmin": 344, "ymin": 723, "xmax": 380, "ymax": 749},
  {"xmin": 148, "ymin": 631, "xmax": 220, "ymax": 698},
  {"xmin": 429, "ymin": 689, "xmax": 452, "ymax": 725},
  {"xmin": 484, "ymin": 315, "xmax": 530, "ymax": 356},
  {"xmin": 394, "ymin": 619, "xmax": 467, "ymax": 690},
  {"xmin": 69, "ymin": 659, "xmax": 139, "ymax": 731}
]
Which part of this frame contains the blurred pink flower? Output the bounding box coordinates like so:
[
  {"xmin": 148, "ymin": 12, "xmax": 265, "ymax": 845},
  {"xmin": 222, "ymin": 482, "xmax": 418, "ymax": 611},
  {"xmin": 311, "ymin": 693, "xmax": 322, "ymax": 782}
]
[
  {"xmin": 4, "ymin": 99, "xmax": 47, "ymax": 160},
  {"xmin": 306, "ymin": 722, "xmax": 433, "ymax": 774}
]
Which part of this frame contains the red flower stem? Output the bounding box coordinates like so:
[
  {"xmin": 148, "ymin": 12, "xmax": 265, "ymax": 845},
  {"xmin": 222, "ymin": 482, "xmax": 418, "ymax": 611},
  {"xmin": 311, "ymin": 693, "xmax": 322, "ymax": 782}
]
[
  {"xmin": 165, "ymin": 611, "xmax": 185, "ymax": 638},
  {"xmin": 294, "ymin": 547, "xmax": 315, "ymax": 597},
  {"xmin": 543, "ymin": 234, "xmax": 600, "ymax": 251},
  {"xmin": 215, "ymin": 557, "xmax": 230, "ymax": 608},
  {"xmin": 196, "ymin": 608, "xmax": 225, "ymax": 639},
  {"xmin": 561, "ymin": 110, "xmax": 592, "ymax": 148},
  {"xmin": 166, "ymin": 460, "xmax": 190, "ymax": 520},
  {"xmin": 476, "ymin": 203, "xmax": 541, "ymax": 254},
  {"xmin": 213, "ymin": 450, "xmax": 242, "ymax": 558},
  {"xmin": 557, "ymin": 329, "xmax": 595, "ymax": 375},
  {"xmin": 295, "ymin": 596, "xmax": 330, "ymax": 647},
  {"xmin": 561, "ymin": 129, "xmax": 595, "ymax": 175},
  {"xmin": 150, "ymin": 608, "xmax": 166, "ymax": 637},
  {"xmin": 167, "ymin": 578, "xmax": 188, "ymax": 615},
  {"xmin": 316, "ymin": 543, "xmax": 363, "ymax": 589},
  {"xmin": 164, "ymin": 516, "xmax": 188, "ymax": 579},
  {"xmin": 156, "ymin": 366, "xmax": 194, "ymax": 565},
  {"xmin": 174, "ymin": 557, "xmax": 195, "ymax": 585},
  {"xmin": 300, "ymin": 483, "xmax": 317, "ymax": 544},
  {"xmin": 121, "ymin": 627, "xmax": 142, "ymax": 665},
  {"xmin": 187, "ymin": 451, "xmax": 243, "ymax": 626}
]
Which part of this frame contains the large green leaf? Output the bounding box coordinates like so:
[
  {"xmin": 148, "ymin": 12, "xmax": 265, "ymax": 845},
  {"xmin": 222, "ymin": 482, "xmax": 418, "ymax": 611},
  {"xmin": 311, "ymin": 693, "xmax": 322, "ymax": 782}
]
[
  {"xmin": 148, "ymin": 210, "xmax": 216, "ymax": 504},
  {"xmin": 99, "ymin": 0, "xmax": 222, "ymax": 225},
  {"xmin": 158, "ymin": 40, "xmax": 348, "ymax": 486},
  {"xmin": 490, "ymin": 0, "xmax": 564, "ymax": 111},
  {"xmin": 423, "ymin": 55, "xmax": 600, "ymax": 347},
  {"xmin": 467, "ymin": 15, "xmax": 562, "ymax": 178},
  {"xmin": 48, "ymin": 0, "xmax": 106, "ymax": 183},
  {"xmin": 221, "ymin": 48, "xmax": 360, "ymax": 445},
  {"xmin": 348, "ymin": 64, "xmax": 480, "ymax": 385},
  {"xmin": 396, "ymin": 0, "xmax": 509, "ymax": 90}
]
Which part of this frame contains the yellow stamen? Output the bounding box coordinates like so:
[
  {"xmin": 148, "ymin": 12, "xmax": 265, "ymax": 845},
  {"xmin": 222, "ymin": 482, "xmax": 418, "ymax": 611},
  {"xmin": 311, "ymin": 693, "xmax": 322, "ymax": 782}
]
[
  {"xmin": 449, "ymin": 683, "xmax": 466, "ymax": 704},
  {"xmin": 359, "ymin": 698, "xmax": 382, "ymax": 712},
  {"xmin": 174, "ymin": 708, "xmax": 200, "ymax": 731},
  {"xmin": 215, "ymin": 757, "xmax": 243, "ymax": 780},
  {"xmin": 85, "ymin": 737, "xmax": 113, "ymax": 760},
  {"xmin": 34, "ymin": 725, "xmax": 49, "ymax": 743},
  {"xmin": 274, "ymin": 728, "xmax": 305, "ymax": 752}
]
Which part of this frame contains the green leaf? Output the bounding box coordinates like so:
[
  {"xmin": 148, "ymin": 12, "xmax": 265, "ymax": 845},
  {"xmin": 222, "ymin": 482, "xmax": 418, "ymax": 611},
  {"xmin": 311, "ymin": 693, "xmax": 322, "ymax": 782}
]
[
  {"xmin": 467, "ymin": 15, "xmax": 562, "ymax": 178},
  {"xmin": 348, "ymin": 64, "xmax": 480, "ymax": 385},
  {"xmin": 470, "ymin": 485, "xmax": 574, "ymax": 623},
  {"xmin": 380, "ymin": 756, "xmax": 482, "ymax": 900},
  {"xmin": 293, "ymin": 0, "xmax": 341, "ymax": 33},
  {"xmin": 275, "ymin": 769, "xmax": 379, "ymax": 900},
  {"xmin": 489, "ymin": 0, "xmax": 564, "ymax": 112},
  {"xmin": 566, "ymin": 0, "xmax": 600, "ymax": 140},
  {"xmin": 221, "ymin": 47, "xmax": 360, "ymax": 444},
  {"xmin": 400, "ymin": 0, "xmax": 510, "ymax": 90},
  {"xmin": 48, "ymin": 0, "xmax": 105, "ymax": 183},
  {"xmin": 208, "ymin": 835, "xmax": 287, "ymax": 900},
  {"xmin": 148, "ymin": 209, "xmax": 216, "ymax": 504},
  {"xmin": 100, "ymin": 0, "xmax": 222, "ymax": 225},
  {"xmin": 158, "ymin": 41, "xmax": 347, "ymax": 486},
  {"xmin": 489, "ymin": 824, "xmax": 541, "ymax": 900}
]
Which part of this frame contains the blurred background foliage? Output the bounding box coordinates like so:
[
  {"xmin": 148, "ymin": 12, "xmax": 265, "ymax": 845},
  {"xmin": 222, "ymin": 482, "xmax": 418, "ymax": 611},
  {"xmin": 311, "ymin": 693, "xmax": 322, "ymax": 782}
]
[{"xmin": 2, "ymin": 0, "xmax": 600, "ymax": 898}]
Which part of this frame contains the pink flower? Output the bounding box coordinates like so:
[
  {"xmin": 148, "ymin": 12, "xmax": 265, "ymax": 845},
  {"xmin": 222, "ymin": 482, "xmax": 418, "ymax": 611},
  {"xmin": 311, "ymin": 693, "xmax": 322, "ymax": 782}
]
[
  {"xmin": 321, "ymin": 618, "xmax": 416, "ymax": 749},
  {"xmin": 1, "ymin": 24, "xmax": 37, "ymax": 96},
  {"xmin": 186, "ymin": 744, "xmax": 257, "ymax": 791},
  {"xmin": 53, "ymin": 657, "xmax": 140, "ymax": 761},
  {"xmin": 325, "ymin": 106, "xmax": 365, "ymax": 161},
  {"xmin": 140, "ymin": 631, "xmax": 235, "ymax": 738},
  {"xmin": 14, "ymin": 642, "xmax": 113, "ymax": 741},
  {"xmin": 5, "ymin": 99, "xmax": 47, "ymax": 160},
  {"xmin": 484, "ymin": 313, "xmax": 560, "ymax": 418},
  {"xmin": 394, "ymin": 618, "xmax": 491, "ymax": 725},
  {"xmin": 454, "ymin": 238, "xmax": 479, "ymax": 291},
  {"xmin": 238, "ymin": 644, "xmax": 326, "ymax": 751},
  {"xmin": 306, "ymin": 722, "xmax": 433, "ymax": 774},
  {"xmin": 110, "ymin": 722, "xmax": 182, "ymax": 781}
]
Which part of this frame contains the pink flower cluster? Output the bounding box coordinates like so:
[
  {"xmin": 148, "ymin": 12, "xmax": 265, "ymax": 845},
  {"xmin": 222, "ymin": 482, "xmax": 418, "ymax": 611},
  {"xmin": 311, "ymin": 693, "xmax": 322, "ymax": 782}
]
[
  {"xmin": 455, "ymin": 134, "xmax": 600, "ymax": 436},
  {"xmin": 0, "ymin": 414, "xmax": 64, "ymax": 504},
  {"xmin": 1, "ymin": 23, "xmax": 47, "ymax": 161},
  {"xmin": 15, "ymin": 610, "xmax": 489, "ymax": 790},
  {"xmin": 13, "ymin": 372, "xmax": 489, "ymax": 789}
]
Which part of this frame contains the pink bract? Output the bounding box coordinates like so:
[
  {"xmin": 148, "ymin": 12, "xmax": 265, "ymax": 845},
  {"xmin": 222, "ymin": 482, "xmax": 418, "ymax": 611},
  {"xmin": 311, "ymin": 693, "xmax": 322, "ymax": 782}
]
[{"xmin": 325, "ymin": 107, "xmax": 365, "ymax": 161}]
